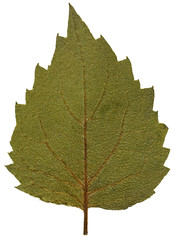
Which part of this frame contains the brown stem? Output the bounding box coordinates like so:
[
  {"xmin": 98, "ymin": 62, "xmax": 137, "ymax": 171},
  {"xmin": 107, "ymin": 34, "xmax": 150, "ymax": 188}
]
[
  {"xmin": 83, "ymin": 204, "xmax": 88, "ymax": 235},
  {"xmin": 83, "ymin": 119, "xmax": 88, "ymax": 235}
]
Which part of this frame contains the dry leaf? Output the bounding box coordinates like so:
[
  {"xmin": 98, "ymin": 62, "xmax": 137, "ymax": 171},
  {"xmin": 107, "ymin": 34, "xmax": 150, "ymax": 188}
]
[{"xmin": 7, "ymin": 4, "xmax": 169, "ymax": 235}]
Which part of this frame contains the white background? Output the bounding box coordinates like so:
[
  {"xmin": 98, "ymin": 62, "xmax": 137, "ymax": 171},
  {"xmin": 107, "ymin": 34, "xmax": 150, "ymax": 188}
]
[{"xmin": 0, "ymin": 0, "xmax": 178, "ymax": 239}]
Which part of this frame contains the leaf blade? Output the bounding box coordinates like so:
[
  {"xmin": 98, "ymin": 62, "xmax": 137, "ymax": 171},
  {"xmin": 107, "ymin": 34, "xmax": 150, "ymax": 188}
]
[{"xmin": 7, "ymin": 5, "xmax": 169, "ymax": 231}]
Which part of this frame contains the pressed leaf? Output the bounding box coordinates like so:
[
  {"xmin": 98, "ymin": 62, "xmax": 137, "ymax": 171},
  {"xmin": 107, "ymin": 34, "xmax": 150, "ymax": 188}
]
[{"xmin": 7, "ymin": 4, "xmax": 170, "ymax": 235}]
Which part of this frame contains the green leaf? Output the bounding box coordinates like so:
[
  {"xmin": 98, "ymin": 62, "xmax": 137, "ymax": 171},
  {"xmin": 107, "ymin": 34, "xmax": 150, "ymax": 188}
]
[{"xmin": 7, "ymin": 4, "xmax": 169, "ymax": 235}]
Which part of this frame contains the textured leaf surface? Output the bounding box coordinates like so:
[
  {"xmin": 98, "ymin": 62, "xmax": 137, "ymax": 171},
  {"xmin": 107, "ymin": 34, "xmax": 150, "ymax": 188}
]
[{"xmin": 8, "ymin": 5, "xmax": 169, "ymax": 215}]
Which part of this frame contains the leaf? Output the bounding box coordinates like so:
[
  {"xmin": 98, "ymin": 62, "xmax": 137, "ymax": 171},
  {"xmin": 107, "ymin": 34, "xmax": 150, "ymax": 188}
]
[{"xmin": 7, "ymin": 4, "xmax": 170, "ymax": 235}]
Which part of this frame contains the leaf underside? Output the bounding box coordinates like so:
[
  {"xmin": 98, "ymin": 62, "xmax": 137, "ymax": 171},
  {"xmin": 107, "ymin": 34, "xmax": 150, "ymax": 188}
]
[{"xmin": 7, "ymin": 5, "xmax": 169, "ymax": 211}]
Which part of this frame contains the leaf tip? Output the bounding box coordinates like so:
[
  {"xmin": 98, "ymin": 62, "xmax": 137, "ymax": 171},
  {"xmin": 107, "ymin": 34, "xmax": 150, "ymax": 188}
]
[{"xmin": 68, "ymin": 3, "xmax": 76, "ymax": 15}]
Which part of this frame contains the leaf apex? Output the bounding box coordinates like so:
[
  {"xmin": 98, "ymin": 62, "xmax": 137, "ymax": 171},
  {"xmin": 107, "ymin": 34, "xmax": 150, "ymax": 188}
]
[{"xmin": 69, "ymin": 3, "xmax": 76, "ymax": 16}]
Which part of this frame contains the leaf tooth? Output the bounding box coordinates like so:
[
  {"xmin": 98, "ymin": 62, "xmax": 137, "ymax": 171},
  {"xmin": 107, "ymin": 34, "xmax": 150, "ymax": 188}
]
[
  {"xmin": 140, "ymin": 85, "xmax": 154, "ymax": 94},
  {"xmin": 136, "ymin": 81, "xmax": 141, "ymax": 90},
  {"xmin": 33, "ymin": 63, "xmax": 47, "ymax": 89},
  {"xmin": 35, "ymin": 63, "xmax": 47, "ymax": 75},
  {"xmin": 15, "ymin": 101, "xmax": 24, "ymax": 107},
  {"xmin": 140, "ymin": 87, "xmax": 154, "ymax": 109},
  {"xmin": 15, "ymin": 102, "xmax": 26, "ymax": 124},
  {"xmin": 125, "ymin": 56, "xmax": 132, "ymax": 65},
  {"xmin": 161, "ymin": 147, "xmax": 170, "ymax": 164},
  {"xmin": 159, "ymin": 123, "xmax": 169, "ymax": 137},
  {"xmin": 15, "ymin": 102, "xmax": 25, "ymax": 113},
  {"xmin": 7, "ymin": 151, "xmax": 13, "ymax": 159},
  {"xmin": 5, "ymin": 163, "xmax": 13, "ymax": 172},
  {"xmin": 97, "ymin": 35, "xmax": 117, "ymax": 62},
  {"xmin": 117, "ymin": 57, "xmax": 135, "ymax": 82},
  {"xmin": 153, "ymin": 111, "xmax": 159, "ymax": 123},
  {"xmin": 50, "ymin": 35, "xmax": 67, "ymax": 67},
  {"xmin": 55, "ymin": 34, "xmax": 66, "ymax": 49},
  {"xmin": 25, "ymin": 89, "xmax": 32, "ymax": 104}
]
